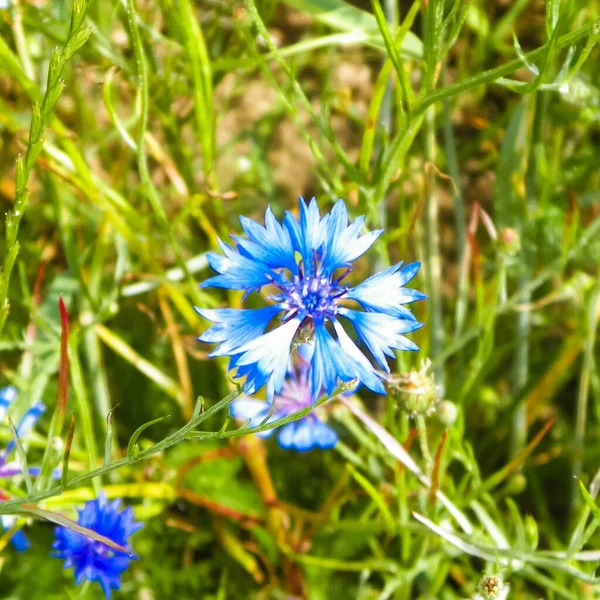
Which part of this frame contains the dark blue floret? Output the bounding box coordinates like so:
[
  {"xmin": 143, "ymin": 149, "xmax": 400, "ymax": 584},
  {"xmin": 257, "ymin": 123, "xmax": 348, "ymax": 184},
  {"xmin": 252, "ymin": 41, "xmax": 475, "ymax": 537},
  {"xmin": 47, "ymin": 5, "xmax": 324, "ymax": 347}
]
[{"xmin": 52, "ymin": 493, "xmax": 143, "ymax": 599}]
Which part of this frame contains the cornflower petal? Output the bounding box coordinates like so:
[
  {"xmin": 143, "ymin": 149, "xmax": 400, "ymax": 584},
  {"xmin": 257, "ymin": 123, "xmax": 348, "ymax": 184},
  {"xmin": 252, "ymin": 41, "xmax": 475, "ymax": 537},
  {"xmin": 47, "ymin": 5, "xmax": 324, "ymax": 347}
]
[
  {"xmin": 230, "ymin": 357, "xmax": 338, "ymax": 452},
  {"xmin": 0, "ymin": 462, "xmax": 61, "ymax": 479},
  {"xmin": 331, "ymin": 319, "xmax": 386, "ymax": 394},
  {"xmin": 291, "ymin": 419, "xmax": 314, "ymax": 451},
  {"xmin": 311, "ymin": 420, "xmax": 338, "ymax": 449},
  {"xmin": 235, "ymin": 206, "xmax": 297, "ymax": 273},
  {"xmin": 196, "ymin": 306, "xmax": 283, "ymax": 357},
  {"xmin": 232, "ymin": 318, "xmax": 301, "ymax": 401},
  {"xmin": 308, "ymin": 323, "xmax": 357, "ymax": 399},
  {"xmin": 284, "ymin": 197, "xmax": 328, "ymax": 272},
  {"xmin": 0, "ymin": 386, "xmax": 17, "ymax": 422},
  {"xmin": 0, "ymin": 388, "xmax": 52, "ymax": 552},
  {"xmin": 277, "ymin": 422, "xmax": 297, "ymax": 449},
  {"xmin": 339, "ymin": 308, "xmax": 423, "ymax": 372},
  {"xmin": 322, "ymin": 200, "xmax": 383, "ymax": 275},
  {"xmin": 347, "ymin": 262, "xmax": 427, "ymax": 318},
  {"xmin": 4, "ymin": 402, "xmax": 45, "ymax": 457},
  {"xmin": 201, "ymin": 238, "xmax": 274, "ymax": 293}
]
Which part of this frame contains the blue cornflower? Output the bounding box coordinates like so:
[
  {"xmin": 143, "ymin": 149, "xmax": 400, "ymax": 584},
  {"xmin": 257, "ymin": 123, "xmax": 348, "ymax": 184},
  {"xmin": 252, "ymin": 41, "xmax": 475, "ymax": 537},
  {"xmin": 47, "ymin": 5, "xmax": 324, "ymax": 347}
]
[
  {"xmin": 230, "ymin": 350, "xmax": 338, "ymax": 452},
  {"xmin": 52, "ymin": 493, "xmax": 143, "ymax": 598},
  {"xmin": 0, "ymin": 385, "xmax": 47, "ymax": 552},
  {"xmin": 0, "ymin": 385, "xmax": 18, "ymax": 422},
  {"xmin": 197, "ymin": 198, "xmax": 426, "ymax": 401}
]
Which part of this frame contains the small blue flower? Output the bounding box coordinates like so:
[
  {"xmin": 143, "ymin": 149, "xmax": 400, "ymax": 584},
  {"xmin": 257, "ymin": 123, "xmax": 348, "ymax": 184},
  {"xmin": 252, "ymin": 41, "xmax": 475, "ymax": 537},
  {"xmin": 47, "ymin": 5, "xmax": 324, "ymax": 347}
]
[
  {"xmin": 0, "ymin": 515, "xmax": 30, "ymax": 552},
  {"xmin": 230, "ymin": 356, "xmax": 338, "ymax": 452},
  {"xmin": 0, "ymin": 385, "xmax": 18, "ymax": 422},
  {"xmin": 0, "ymin": 385, "xmax": 47, "ymax": 552},
  {"xmin": 52, "ymin": 492, "xmax": 143, "ymax": 599},
  {"xmin": 198, "ymin": 198, "xmax": 426, "ymax": 401}
]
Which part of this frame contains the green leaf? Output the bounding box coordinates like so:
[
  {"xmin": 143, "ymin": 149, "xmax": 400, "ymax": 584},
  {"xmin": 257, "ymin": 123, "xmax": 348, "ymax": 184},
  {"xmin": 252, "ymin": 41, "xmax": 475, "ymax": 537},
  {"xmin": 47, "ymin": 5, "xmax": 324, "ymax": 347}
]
[
  {"xmin": 127, "ymin": 416, "xmax": 170, "ymax": 460},
  {"xmin": 283, "ymin": 0, "xmax": 422, "ymax": 58},
  {"xmin": 7, "ymin": 418, "xmax": 34, "ymax": 495},
  {"xmin": 495, "ymin": 99, "xmax": 528, "ymax": 229},
  {"xmin": 19, "ymin": 505, "xmax": 132, "ymax": 555},
  {"xmin": 46, "ymin": 47, "xmax": 64, "ymax": 92},
  {"xmin": 64, "ymin": 26, "xmax": 93, "ymax": 61}
]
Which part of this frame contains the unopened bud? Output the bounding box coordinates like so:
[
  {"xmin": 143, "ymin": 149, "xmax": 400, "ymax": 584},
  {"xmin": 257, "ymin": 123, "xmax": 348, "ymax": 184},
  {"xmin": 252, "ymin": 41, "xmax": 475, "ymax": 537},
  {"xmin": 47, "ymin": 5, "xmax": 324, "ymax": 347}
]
[
  {"xmin": 504, "ymin": 473, "xmax": 527, "ymax": 495},
  {"xmin": 477, "ymin": 574, "xmax": 504, "ymax": 600},
  {"xmin": 497, "ymin": 227, "xmax": 520, "ymax": 256},
  {"xmin": 437, "ymin": 400, "xmax": 458, "ymax": 427},
  {"xmin": 388, "ymin": 359, "xmax": 438, "ymax": 417},
  {"xmin": 525, "ymin": 515, "xmax": 539, "ymax": 550},
  {"xmin": 51, "ymin": 436, "xmax": 64, "ymax": 453}
]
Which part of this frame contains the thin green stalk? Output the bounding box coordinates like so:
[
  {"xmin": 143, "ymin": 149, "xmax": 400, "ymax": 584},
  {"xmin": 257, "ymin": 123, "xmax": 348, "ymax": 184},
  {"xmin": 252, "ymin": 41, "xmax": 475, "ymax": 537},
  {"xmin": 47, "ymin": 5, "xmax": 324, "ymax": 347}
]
[
  {"xmin": 435, "ymin": 238, "xmax": 600, "ymax": 369},
  {"xmin": 244, "ymin": 0, "xmax": 364, "ymax": 187},
  {"xmin": 81, "ymin": 219, "xmax": 113, "ymax": 442},
  {"xmin": 83, "ymin": 329, "xmax": 113, "ymax": 434},
  {"xmin": 416, "ymin": 414, "xmax": 432, "ymax": 474},
  {"xmin": 0, "ymin": 384, "xmax": 350, "ymax": 514},
  {"xmin": 510, "ymin": 270, "xmax": 531, "ymax": 456},
  {"xmin": 511, "ymin": 89, "xmax": 545, "ymax": 455},
  {"xmin": 169, "ymin": 0, "xmax": 216, "ymax": 187},
  {"xmin": 414, "ymin": 19, "xmax": 600, "ymax": 116},
  {"xmin": 422, "ymin": 0, "xmax": 445, "ymax": 391},
  {"xmin": 124, "ymin": 0, "xmax": 203, "ymax": 306},
  {"xmin": 374, "ymin": 0, "xmax": 397, "ymax": 232},
  {"xmin": 423, "ymin": 105, "xmax": 444, "ymax": 392},
  {"xmin": 241, "ymin": 27, "xmax": 340, "ymax": 197},
  {"xmin": 10, "ymin": 0, "xmax": 35, "ymax": 80},
  {"xmin": 0, "ymin": 0, "xmax": 91, "ymax": 338},
  {"xmin": 572, "ymin": 279, "xmax": 600, "ymax": 503},
  {"xmin": 69, "ymin": 334, "xmax": 100, "ymax": 493},
  {"xmin": 374, "ymin": 20, "xmax": 600, "ymax": 205},
  {"xmin": 0, "ymin": 389, "xmax": 238, "ymax": 514}
]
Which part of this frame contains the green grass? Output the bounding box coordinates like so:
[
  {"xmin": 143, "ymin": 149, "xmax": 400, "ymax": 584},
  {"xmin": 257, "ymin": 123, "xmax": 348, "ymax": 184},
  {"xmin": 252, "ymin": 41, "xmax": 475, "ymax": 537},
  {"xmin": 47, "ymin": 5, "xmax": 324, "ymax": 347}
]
[{"xmin": 1, "ymin": 0, "xmax": 600, "ymax": 598}]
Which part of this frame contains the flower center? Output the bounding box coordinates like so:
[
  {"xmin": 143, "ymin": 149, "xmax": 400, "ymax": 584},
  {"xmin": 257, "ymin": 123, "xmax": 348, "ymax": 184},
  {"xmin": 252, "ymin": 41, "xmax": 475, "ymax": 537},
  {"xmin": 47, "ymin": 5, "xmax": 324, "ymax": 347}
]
[
  {"xmin": 286, "ymin": 274, "xmax": 338, "ymax": 320},
  {"xmin": 90, "ymin": 540, "xmax": 111, "ymax": 558}
]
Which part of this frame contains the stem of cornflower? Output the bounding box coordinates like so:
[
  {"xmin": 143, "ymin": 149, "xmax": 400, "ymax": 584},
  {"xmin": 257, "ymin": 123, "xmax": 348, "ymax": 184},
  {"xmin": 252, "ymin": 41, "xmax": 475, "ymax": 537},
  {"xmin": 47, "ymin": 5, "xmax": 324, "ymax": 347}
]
[
  {"xmin": 238, "ymin": 435, "xmax": 287, "ymax": 545},
  {"xmin": 75, "ymin": 580, "xmax": 91, "ymax": 599},
  {"xmin": 416, "ymin": 414, "xmax": 433, "ymax": 474}
]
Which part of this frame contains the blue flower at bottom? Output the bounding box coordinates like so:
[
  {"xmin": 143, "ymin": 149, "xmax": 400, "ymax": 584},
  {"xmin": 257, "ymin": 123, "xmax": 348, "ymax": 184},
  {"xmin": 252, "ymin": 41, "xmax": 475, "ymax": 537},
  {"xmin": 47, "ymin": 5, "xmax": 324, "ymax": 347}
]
[
  {"xmin": 230, "ymin": 362, "xmax": 338, "ymax": 452},
  {"xmin": 52, "ymin": 493, "xmax": 143, "ymax": 599}
]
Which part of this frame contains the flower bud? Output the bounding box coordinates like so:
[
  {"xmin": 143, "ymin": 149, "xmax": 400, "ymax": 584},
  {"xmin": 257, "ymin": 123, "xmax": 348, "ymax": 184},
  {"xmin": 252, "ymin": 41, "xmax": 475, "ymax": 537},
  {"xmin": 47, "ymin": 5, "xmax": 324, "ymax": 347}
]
[
  {"xmin": 477, "ymin": 574, "xmax": 504, "ymax": 600},
  {"xmin": 388, "ymin": 359, "xmax": 438, "ymax": 417},
  {"xmin": 51, "ymin": 436, "xmax": 64, "ymax": 453},
  {"xmin": 437, "ymin": 400, "xmax": 458, "ymax": 427},
  {"xmin": 497, "ymin": 227, "xmax": 520, "ymax": 256},
  {"xmin": 504, "ymin": 473, "xmax": 527, "ymax": 495},
  {"xmin": 525, "ymin": 515, "xmax": 539, "ymax": 550}
]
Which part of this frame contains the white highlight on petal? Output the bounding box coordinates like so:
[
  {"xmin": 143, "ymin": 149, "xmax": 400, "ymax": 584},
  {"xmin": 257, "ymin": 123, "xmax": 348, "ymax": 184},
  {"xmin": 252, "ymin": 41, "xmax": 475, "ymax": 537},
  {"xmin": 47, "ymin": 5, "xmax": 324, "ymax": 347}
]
[{"xmin": 234, "ymin": 317, "xmax": 301, "ymax": 401}]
